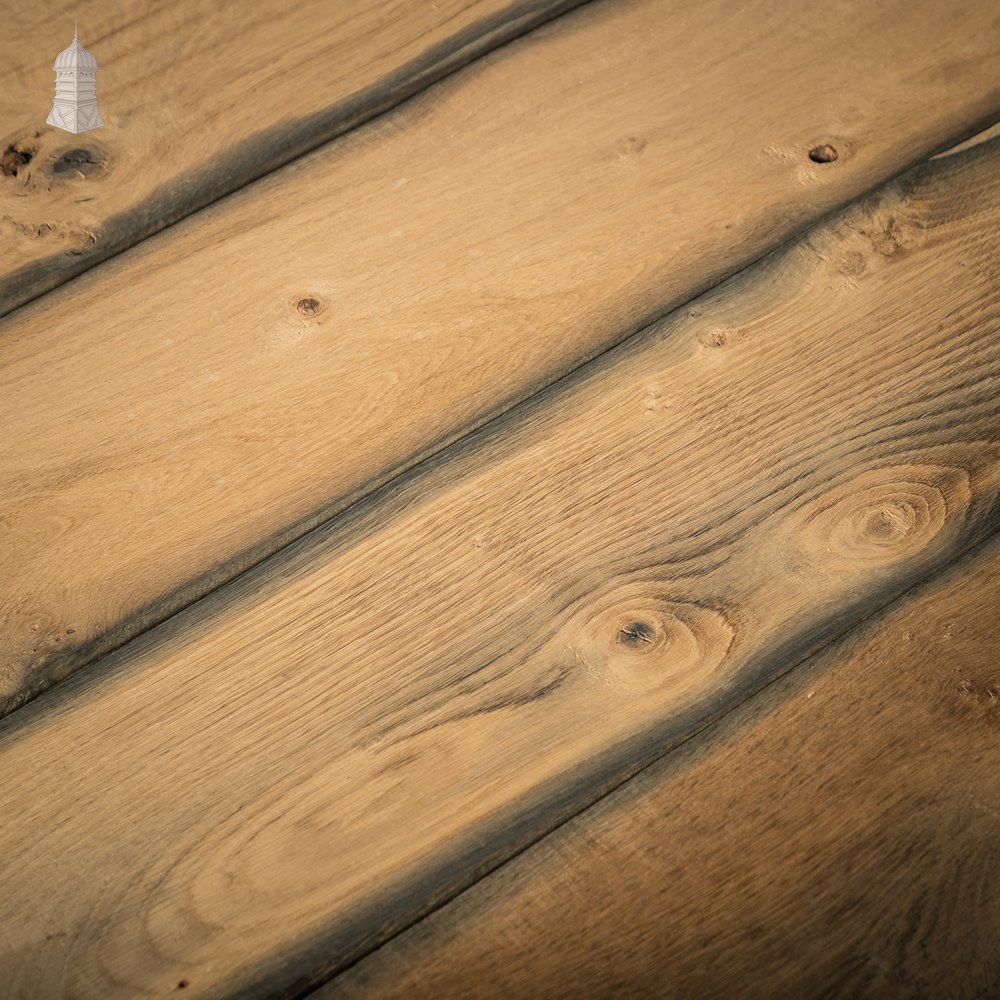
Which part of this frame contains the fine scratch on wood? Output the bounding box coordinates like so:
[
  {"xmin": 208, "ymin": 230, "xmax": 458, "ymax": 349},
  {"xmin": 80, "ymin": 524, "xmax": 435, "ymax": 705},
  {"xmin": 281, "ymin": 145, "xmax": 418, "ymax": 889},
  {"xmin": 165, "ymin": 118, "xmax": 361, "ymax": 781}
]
[
  {"xmin": 0, "ymin": 133, "xmax": 998, "ymax": 1000},
  {"xmin": 3, "ymin": 0, "xmax": 1000, "ymax": 720}
]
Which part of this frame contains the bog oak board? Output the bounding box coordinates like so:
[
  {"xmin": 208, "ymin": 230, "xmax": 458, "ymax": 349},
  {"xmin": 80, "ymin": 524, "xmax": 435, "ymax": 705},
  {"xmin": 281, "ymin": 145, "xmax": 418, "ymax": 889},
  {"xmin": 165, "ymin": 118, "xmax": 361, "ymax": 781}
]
[
  {"xmin": 1, "ymin": 135, "xmax": 1000, "ymax": 1000},
  {"xmin": 0, "ymin": 0, "xmax": 586, "ymax": 316},
  {"xmin": 4, "ymin": 0, "xmax": 1000, "ymax": 719},
  {"xmin": 321, "ymin": 534, "xmax": 1000, "ymax": 1000}
]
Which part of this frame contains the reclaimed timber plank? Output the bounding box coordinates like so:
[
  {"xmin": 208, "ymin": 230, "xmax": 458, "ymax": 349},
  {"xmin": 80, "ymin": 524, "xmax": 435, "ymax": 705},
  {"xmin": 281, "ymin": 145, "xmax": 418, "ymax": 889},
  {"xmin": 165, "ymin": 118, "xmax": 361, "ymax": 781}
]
[
  {"xmin": 319, "ymin": 535, "xmax": 1000, "ymax": 1000},
  {"xmin": 1, "ymin": 133, "xmax": 999, "ymax": 999},
  {"xmin": 3, "ymin": 0, "xmax": 1000, "ymax": 717},
  {"xmin": 0, "ymin": 0, "xmax": 587, "ymax": 316}
]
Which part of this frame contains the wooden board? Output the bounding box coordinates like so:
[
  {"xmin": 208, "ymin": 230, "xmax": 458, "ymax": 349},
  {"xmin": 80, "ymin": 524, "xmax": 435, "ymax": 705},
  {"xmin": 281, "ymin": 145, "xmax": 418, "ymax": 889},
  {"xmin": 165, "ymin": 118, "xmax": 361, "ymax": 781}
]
[
  {"xmin": 320, "ymin": 532, "xmax": 1000, "ymax": 1000},
  {"xmin": 4, "ymin": 0, "xmax": 1000, "ymax": 719},
  {"xmin": 0, "ymin": 0, "xmax": 585, "ymax": 316},
  {"xmin": 1, "ymin": 133, "xmax": 999, "ymax": 999}
]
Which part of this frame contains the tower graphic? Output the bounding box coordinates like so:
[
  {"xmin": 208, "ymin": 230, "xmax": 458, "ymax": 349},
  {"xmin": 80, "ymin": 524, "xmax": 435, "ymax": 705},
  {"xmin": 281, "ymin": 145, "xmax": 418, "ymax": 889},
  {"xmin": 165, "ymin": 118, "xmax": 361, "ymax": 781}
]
[{"xmin": 47, "ymin": 22, "xmax": 104, "ymax": 134}]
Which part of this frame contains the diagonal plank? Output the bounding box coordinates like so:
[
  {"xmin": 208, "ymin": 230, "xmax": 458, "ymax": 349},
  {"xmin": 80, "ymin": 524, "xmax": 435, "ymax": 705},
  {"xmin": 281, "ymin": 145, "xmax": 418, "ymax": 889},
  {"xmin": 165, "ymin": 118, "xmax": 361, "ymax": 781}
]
[
  {"xmin": 0, "ymin": 0, "xmax": 587, "ymax": 316},
  {"xmin": 319, "ymin": 534, "xmax": 1000, "ymax": 1000},
  {"xmin": 2, "ymin": 133, "xmax": 1000, "ymax": 999},
  {"xmin": 3, "ymin": 0, "xmax": 1000, "ymax": 719}
]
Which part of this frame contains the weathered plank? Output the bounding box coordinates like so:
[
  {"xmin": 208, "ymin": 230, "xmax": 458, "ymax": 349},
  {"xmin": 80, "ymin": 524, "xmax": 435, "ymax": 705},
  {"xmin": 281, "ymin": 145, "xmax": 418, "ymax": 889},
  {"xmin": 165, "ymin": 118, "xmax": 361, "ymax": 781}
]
[
  {"xmin": 0, "ymin": 0, "xmax": 586, "ymax": 316},
  {"xmin": 320, "ymin": 535, "xmax": 1000, "ymax": 1000},
  {"xmin": 3, "ymin": 0, "xmax": 1000, "ymax": 719},
  {"xmin": 2, "ymin": 133, "xmax": 999, "ymax": 999}
]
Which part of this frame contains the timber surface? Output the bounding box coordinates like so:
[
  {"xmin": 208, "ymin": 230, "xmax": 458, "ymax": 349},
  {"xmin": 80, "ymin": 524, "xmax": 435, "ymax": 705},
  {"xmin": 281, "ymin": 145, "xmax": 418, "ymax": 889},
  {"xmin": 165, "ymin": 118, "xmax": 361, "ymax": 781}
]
[
  {"xmin": 0, "ymin": 0, "xmax": 585, "ymax": 316},
  {"xmin": 1, "ymin": 132, "xmax": 999, "ymax": 999},
  {"xmin": 322, "ymin": 532, "xmax": 1000, "ymax": 1000},
  {"xmin": 3, "ymin": 0, "xmax": 1000, "ymax": 719}
]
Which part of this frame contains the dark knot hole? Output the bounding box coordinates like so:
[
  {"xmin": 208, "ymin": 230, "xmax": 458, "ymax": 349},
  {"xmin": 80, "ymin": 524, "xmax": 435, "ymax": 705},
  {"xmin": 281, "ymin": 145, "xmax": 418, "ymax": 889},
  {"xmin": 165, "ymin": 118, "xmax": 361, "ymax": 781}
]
[
  {"xmin": 617, "ymin": 620, "xmax": 656, "ymax": 648},
  {"xmin": 808, "ymin": 144, "xmax": 838, "ymax": 164}
]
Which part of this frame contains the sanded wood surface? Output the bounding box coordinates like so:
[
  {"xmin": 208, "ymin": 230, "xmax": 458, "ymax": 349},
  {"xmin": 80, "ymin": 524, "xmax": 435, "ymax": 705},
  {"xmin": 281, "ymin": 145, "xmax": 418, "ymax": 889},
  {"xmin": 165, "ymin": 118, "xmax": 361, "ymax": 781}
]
[
  {"xmin": 4, "ymin": 0, "xmax": 1000, "ymax": 720},
  {"xmin": 0, "ymin": 0, "xmax": 585, "ymax": 316},
  {"xmin": 1, "ymin": 134, "xmax": 999, "ymax": 999},
  {"xmin": 322, "ymin": 533, "xmax": 1000, "ymax": 1000}
]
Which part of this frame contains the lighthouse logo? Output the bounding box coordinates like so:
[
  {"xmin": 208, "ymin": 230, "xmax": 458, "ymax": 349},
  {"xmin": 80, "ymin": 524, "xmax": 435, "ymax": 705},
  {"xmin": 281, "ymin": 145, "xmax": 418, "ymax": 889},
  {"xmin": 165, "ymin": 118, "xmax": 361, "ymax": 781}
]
[{"xmin": 47, "ymin": 22, "xmax": 104, "ymax": 134}]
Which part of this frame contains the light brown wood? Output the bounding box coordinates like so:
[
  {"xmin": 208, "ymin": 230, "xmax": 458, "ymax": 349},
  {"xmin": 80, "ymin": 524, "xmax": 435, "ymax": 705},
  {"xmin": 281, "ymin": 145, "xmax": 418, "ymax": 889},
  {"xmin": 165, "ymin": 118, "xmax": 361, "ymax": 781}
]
[
  {"xmin": 0, "ymin": 0, "xmax": 584, "ymax": 316},
  {"xmin": 4, "ymin": 0, "xmax": 1000, "ymax": 719},
  {"xmin": 320, "ymin": 536, "xmax": 1000, "ymax": 1000},
  {"xmin": 1, "ymin": 133, "xmax": 999, "ymax": 999}
]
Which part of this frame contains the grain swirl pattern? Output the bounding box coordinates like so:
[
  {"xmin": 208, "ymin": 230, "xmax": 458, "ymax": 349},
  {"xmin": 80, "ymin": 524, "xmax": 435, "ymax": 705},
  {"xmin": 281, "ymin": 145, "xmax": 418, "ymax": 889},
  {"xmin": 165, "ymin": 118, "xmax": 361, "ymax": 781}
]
[{"xmin": 321, "ymin": 538, "xmax": 1000, "ymax": 1000}]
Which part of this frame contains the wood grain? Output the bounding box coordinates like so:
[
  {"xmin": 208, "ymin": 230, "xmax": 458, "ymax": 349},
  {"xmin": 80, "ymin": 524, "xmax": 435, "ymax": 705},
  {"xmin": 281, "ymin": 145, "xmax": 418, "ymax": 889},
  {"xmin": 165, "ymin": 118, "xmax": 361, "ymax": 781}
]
[
  {"xmin": 0, "ymin": 0, "xmax": 586, "ymax": 316},
  {"xmin": 4, "ymin": 0, "xmax": 1000, "ymax": 719},
  {"xmin": 2, "ymin": 134, "xmax": 999, "ymax": 999},
  {"xmin": 320, "ymin": 534, "xmax": 1000, "ymax": 1000}
]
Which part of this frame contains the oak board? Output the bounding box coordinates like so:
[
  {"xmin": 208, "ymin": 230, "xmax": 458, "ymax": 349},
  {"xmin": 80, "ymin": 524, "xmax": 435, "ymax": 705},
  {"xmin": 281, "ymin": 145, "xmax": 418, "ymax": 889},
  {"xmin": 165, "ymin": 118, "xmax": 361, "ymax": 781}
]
[
  {"xmin": 1, "ymin": 133, "xmax": 999, "ymax": 999},
  {"xmin": 4, "ymin": 0, "xmax": 1000, "ymax": 719},
  {"xmin": 321, "ymin": 531, "xmax": 1000, "ymax": 1000},
  {"xmin": 0, "ymin": 0, "xmax": 586, "ymax": 316}
]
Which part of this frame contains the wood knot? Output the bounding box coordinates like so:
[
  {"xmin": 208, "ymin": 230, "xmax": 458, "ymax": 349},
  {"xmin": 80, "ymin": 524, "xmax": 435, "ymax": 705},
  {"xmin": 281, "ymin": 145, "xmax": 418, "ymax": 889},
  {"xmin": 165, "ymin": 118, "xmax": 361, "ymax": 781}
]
[
  {"xmin": 1, "ymin": 141, "xmax": 35, "ymax": 178},
  {"xmin": 808, "ymin": 143, "xmax": 838, "ymax": 164},
  {"xmin": 861, "ymin": 501, "xmax": 916, "ymax": 539},
  {"xmin": 873, "ymin": 234, "xmax": 900, "ymax": 256},
  {"xmin": 617, "ymin": 620, "xmax": 657, "ymax": 648},
  {"xmin": 700, "ymin": 329, "xmax": 728, "ymax": 350},
  {"xmin": 618, "ymin": 135, "xmax": 647, "ymax": 155},
  {"xmin": 573, "ymin": 591, "xmax": 733, "ymax": 698},
  {"xmin": 50, "ymin": 147, "xmax": 106, "ymax": 178},
  {"xmin": 835, "ymin": 494, "xmax": 931, "ymax": 558},
  {"xmin": 838, "ymin": 250, "xmax": 866, "ymax": 278},
  {"xmin": 797, "ymin": 464, "xmax": 970, "ymax": 568},
  {"xmin": 296, "ymin": 297, "xmax": 323, "ymax": 316}
]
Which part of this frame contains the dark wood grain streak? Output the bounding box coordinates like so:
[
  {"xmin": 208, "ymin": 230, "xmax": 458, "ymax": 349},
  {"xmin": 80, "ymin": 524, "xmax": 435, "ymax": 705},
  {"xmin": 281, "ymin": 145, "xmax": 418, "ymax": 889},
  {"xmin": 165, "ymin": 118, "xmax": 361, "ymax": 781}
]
[
  {"xmin": 319, "ymin": 537, "xmax": 1000, "ymax": 1000},
  {"xmin": 0, "ymin": 135, "xmax": 999, "ymax": 999}
]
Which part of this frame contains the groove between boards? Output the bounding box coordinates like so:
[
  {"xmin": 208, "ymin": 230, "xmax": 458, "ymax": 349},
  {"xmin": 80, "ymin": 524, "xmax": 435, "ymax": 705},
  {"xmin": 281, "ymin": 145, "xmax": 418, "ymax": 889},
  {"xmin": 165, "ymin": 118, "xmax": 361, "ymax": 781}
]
[
  {"xmin": 3, "ymin": 126, "xmax": 999, "ymax": 1000},
  {"xmin": 298, "ymin": 521, "xmax": 1000, "ymax": 1000},
  {"xmin": 6, "ymin": 115, "xmax": 1000, "ymax": 728},
  {"xmin": 0, "ymin": 0, "xmax": 596, "ymax": 319}
]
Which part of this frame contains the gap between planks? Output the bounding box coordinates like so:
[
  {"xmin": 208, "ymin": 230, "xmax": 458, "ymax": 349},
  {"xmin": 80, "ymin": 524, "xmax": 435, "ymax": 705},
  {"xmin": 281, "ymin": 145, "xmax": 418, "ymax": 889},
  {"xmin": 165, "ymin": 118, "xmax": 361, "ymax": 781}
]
[
  {"xmin": 0, "ymin": 0, "xmax": 592, "ymax": 317},
  {"xmin": 3, "ymin": 0, "xmax": 1000, "ymax": 722},
  {"xmin": 317, "ymin": 528, "xmax": 1000, "ymax": 1000},
  {"xmin": 1, "ymin": 131, "xmax": 999, "ymax": 999}
]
